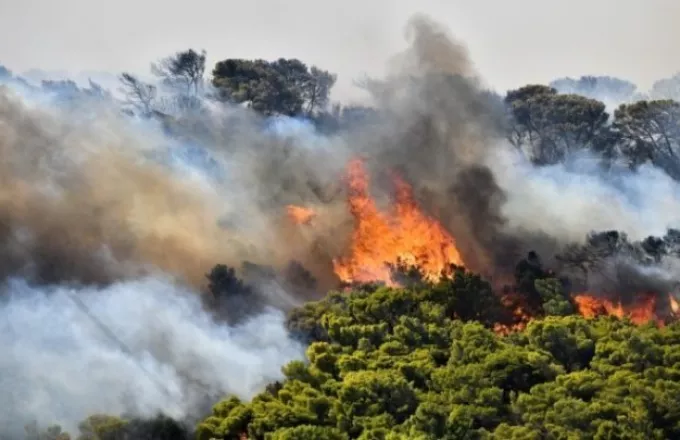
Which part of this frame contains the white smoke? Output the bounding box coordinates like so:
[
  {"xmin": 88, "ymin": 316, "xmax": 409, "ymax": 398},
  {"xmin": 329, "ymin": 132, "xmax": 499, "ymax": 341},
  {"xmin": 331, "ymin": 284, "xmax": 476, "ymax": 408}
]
[
  {"xmin": 490, "ymin": 145, "xmax": 680, "ymax": 243},
  {"xmin": 0, "ymin": 276, "xmax": 303, "ymax": 435}
]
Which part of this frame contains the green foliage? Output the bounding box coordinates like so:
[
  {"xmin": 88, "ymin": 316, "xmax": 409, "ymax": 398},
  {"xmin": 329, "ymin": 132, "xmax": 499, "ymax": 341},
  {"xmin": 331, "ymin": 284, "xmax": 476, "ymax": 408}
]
[
  {"xmin": 197, "ymin": 275, "xmax": 680, "ymax": 439},
  {"xmin": 613, "ymin": 99, "xmax": 680, "ymax": 177},
  {"xmin": 76, "ymin": 414, "xmax": 128, "ymax": 440},
  {"xmin": 505, "ymin": 84, "xmax": 612, "ymax": 164},
  {"xmin": 534, "ymin": 278, "xmax": 573, "ymax": 316},
  {"xmin": 211, "ymin": 58, "xmax": 336, "ymax": 116},
  {"xmin": 267, "ymin": 425, "xmax": 348, "ymax": 439}
]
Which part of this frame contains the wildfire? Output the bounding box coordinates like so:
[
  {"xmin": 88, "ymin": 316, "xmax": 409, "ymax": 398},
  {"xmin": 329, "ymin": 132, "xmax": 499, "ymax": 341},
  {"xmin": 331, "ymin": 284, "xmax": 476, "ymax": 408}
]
[
  {"xmin": 286, "ymin": 205, "xmax": 316, "ymax": 225},
  {"xmin": 572, "ymin": 292, "xmax": 679, "ymax": 326},
  {"xmin": 283, "ymin": 159, "xmax": 680, "ymax": 331},
  {"xmin": 332, "ymin": 158, "xmax": 463, "ymax": 285}
]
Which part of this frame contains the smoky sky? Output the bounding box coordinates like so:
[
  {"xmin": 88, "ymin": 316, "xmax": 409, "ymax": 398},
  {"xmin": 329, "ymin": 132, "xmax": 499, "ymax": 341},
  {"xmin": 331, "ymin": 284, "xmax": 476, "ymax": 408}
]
[{"xmin": 2, "ymin": 1, "xmax": 680, "ymax": 101}]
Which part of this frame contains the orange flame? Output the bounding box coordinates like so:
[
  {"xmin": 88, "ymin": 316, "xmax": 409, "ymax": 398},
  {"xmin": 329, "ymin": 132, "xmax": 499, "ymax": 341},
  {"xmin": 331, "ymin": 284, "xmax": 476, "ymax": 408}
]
[
  {"xmin": 286, "ymin": 205, "xmax": 316, "ymax": 225},
  {"xmin": 332, "ymin": 158, "xmax": 463, "ymax": 285},
  {"xmin": 573, "ymin": 293, "xmax": 663, "ymax": 325},
  {"xmin": 493, "ymin": 308, "xmax": 531, "ymax": 335},
  {"xmin": 670, "ymin": 295, "xmax": 679, "ymax": 315}
]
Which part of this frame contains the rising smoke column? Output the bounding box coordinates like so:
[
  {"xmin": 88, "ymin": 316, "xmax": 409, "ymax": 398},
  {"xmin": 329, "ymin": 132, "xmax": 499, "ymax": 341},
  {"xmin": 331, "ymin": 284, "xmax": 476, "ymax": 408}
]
[{"xmin": 325, "ymin": 14, "xmax": 532, "ymax": 280}]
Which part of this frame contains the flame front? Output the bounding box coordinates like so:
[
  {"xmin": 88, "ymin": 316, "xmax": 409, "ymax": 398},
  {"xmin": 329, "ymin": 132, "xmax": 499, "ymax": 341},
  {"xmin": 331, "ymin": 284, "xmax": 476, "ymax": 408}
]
[
  {"xmin": 572, "ymin": 292, "xmax": 671, "ymax": 326},
  {"xmin": 332, "ymin": 158, "xmax": 463, "ymax": 285}
]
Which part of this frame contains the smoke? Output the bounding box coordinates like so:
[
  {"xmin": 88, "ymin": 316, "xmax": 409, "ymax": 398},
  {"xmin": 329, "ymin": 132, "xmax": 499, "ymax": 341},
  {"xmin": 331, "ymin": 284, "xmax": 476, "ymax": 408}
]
[
  {"xmin": 1, "ymin": 17, "xmax": 679, "ymax": 294},
  {"xmin": 1, "ymin": 14, "xmax": 678, "ymax": 292},
  {"xmin": 0, "ymin": 275, "xmax": 302, "ymax": 437},
  {"xmin": 0, "ymin": 88, "xmax": 225, "ymax": 286},
  {"xmin": 332, "ymin": 14, "xmax": 680, "ymax": 297},
  {"xmin": 549, "ymin": 76, "xmax": 642, "ymax": 111},
  {"xmin": 0, "ymin": 84, "xmax": 351, "ymax": 290},
  {"xmin": 582, "ymin": 257, "xmax": 680, "ymax": 301},
  {"xmin": 0, "ymin": 15, "xmax": 517, "ymax": 292},
  {"xmin": 491, "ymin": 149, "xmax": 680, "ymax": 244}
]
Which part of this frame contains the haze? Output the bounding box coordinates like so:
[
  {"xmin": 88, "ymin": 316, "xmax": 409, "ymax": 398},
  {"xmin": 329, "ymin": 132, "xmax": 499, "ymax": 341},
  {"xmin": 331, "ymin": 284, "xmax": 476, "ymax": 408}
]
[{"xmin": 0, "ymin": 0, "xmax": 679, "ymax": 100}]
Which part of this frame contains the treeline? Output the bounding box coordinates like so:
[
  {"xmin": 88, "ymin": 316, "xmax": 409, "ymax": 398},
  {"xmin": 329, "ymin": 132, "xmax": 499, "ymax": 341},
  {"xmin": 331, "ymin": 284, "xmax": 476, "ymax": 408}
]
[
  {"xmin": 5, "ymin": 51, "xmax": 680, "ymax": 182},
  {"xmin": 117, "ymin": 52, "xmax": 680, "ymax": 182},
  {"xmin": 504, "ymin": 84, "xmax": 680, "ymax": 178},
  {"xmin": 22, "ymin": 414, "xmax": 189, "ymax": 440}
]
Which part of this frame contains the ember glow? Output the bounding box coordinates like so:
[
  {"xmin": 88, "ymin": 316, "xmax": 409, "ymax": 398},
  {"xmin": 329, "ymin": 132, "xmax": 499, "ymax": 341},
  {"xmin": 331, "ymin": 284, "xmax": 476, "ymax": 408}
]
[
  {"xmin": 494, "ymin": 307, "xmax": 531, "ymax": 335},
  {"xmin": 332, "ymin": 158, "xmax": 464, "ymax": 285}
]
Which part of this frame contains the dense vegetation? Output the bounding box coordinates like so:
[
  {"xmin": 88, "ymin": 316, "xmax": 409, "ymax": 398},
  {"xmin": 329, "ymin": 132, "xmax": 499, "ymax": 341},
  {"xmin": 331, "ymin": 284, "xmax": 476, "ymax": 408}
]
[{"xmin": 190, "ymin": 268, "xmax": 680, "ymax": 439}]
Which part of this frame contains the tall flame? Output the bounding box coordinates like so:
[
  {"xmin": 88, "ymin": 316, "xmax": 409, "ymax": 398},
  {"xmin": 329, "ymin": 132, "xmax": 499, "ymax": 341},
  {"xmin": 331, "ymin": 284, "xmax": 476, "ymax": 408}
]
[{"xmin": 333, "ymin": 158, "xmax": 463, "ymax": 285}]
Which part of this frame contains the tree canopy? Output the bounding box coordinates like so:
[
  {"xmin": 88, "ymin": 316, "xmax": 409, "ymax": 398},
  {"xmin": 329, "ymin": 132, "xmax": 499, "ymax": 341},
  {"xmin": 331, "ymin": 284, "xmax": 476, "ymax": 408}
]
[
  {"xmin": 192, "ymin": 268, "xmax": 680, "ymax": 440},
  {"xmin": 108, "ymin": 49, "xmax": 680, "ymax": 182},
  {"xmin": 504, "ymin": 85, "xmax": 611, "ymax": 164},
  {"xmin": 211, "ymin": 58, "xmax": 336, "ymax": 116},
  {"xmin": 612, "ymin": 99, "xmax": 680, "ymax": 177}
]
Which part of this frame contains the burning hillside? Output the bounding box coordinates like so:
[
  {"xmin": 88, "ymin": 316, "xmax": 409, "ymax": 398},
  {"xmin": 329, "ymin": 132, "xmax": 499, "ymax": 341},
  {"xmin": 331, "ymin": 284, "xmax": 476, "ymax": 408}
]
[
  {"xmin": 286, "ymin": 158, "xmax": 680, "ymax": 329},
  {"xmin": 6, "ymin": 11, "xmax": 680, "ymax": 437}
]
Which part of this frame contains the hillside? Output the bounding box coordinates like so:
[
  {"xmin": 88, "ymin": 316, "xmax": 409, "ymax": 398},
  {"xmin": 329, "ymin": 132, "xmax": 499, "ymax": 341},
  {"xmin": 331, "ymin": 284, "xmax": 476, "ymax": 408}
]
[{"xmin": 4, "ymin": 13, "xmax": 680, "ymax": 440}]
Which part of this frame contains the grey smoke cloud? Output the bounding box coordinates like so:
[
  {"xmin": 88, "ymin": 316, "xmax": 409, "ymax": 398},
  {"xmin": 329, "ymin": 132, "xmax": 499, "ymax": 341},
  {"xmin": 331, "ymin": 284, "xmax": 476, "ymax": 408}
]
[{"xmin": 490, "ymin": 148, "xmax": 680, "ymax": 244}]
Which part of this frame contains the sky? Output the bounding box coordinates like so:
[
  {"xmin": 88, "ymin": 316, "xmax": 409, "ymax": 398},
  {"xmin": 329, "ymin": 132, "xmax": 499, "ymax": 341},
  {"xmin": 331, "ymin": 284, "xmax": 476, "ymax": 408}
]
[{"xmin": 0, "ymin": 0, "xmax": 679, "ymax": 101}]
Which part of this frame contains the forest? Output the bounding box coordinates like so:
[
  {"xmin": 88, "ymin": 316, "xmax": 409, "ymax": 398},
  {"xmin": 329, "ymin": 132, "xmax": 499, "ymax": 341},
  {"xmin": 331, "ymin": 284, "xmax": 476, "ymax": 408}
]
[{"xmin": 4, "ymin": 18, "xmax": 680, "ymax": 440}]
